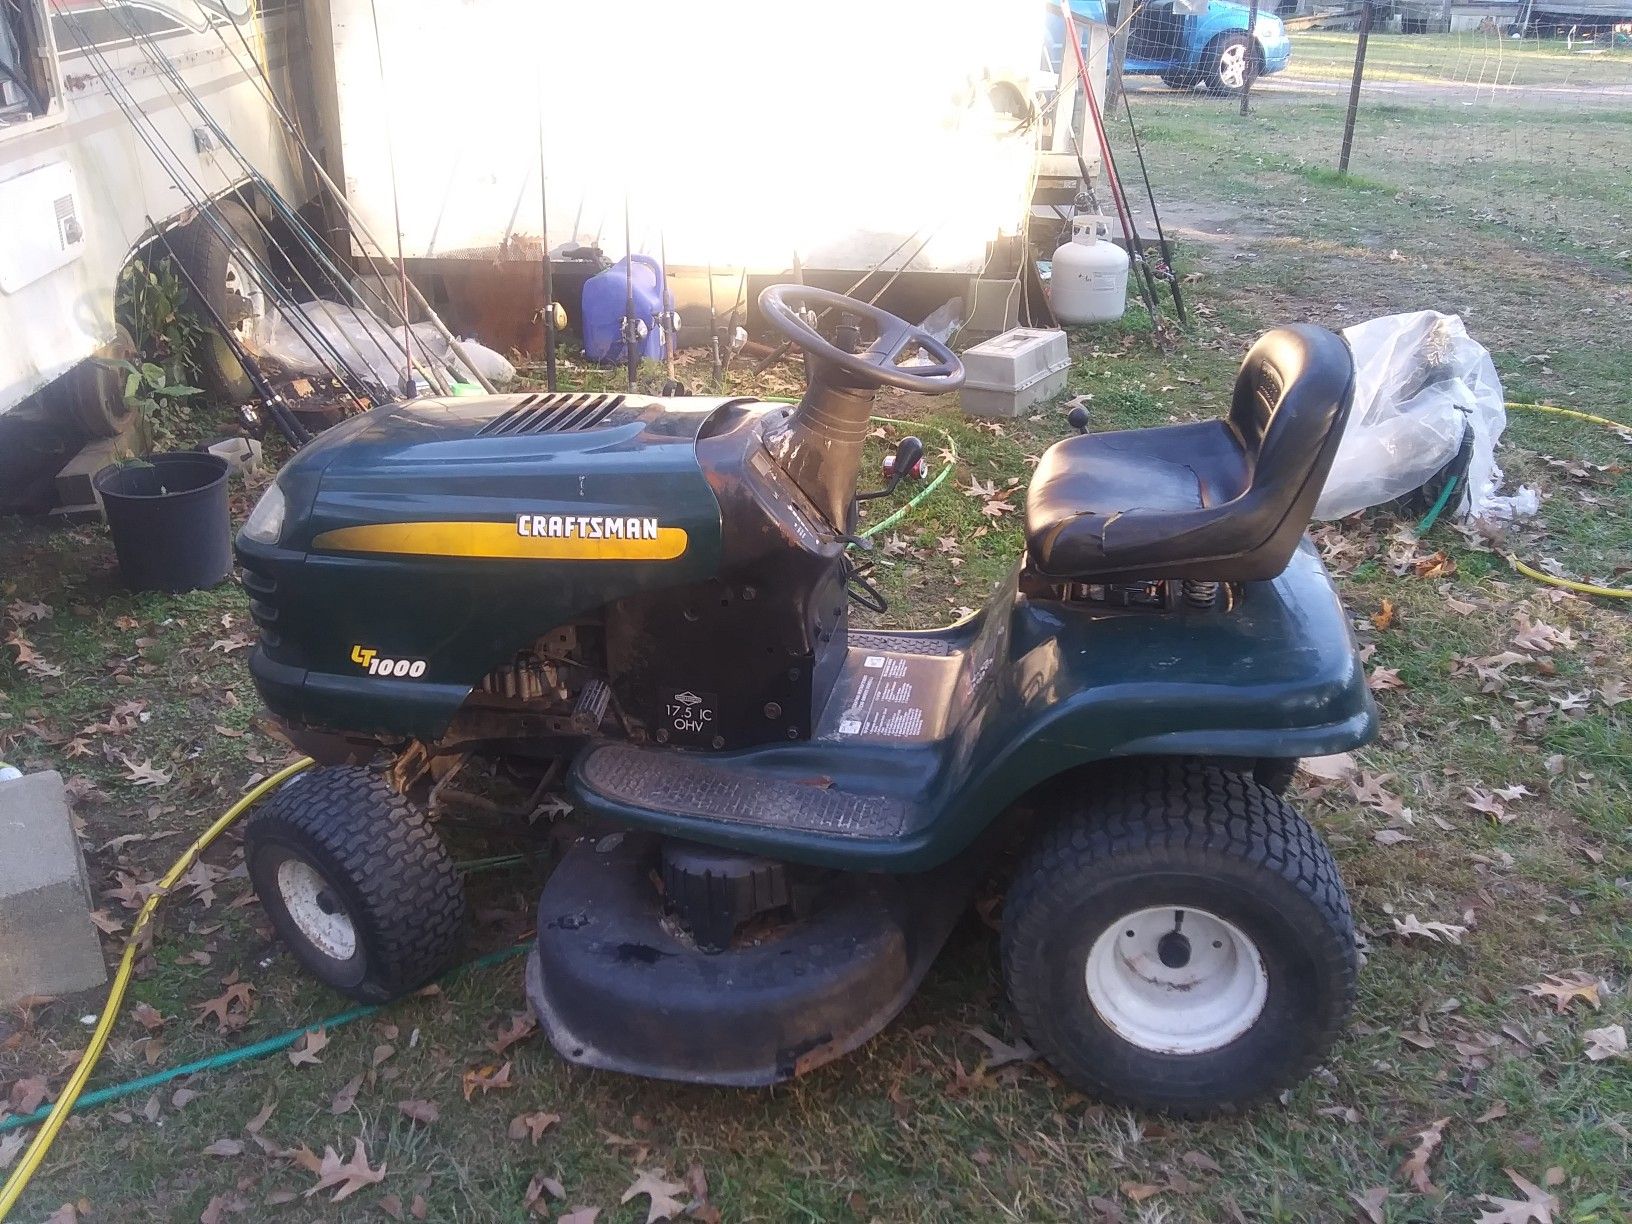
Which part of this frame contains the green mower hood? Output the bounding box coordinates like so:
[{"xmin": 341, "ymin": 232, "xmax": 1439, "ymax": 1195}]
[{"xmin": 236, "ymin": 392, "xmax": 733, "ymax": 737}]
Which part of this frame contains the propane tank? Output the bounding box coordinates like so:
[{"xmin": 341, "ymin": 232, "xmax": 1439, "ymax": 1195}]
[{"xmin": 1050, "ymin": 215, "xmax": 1129, "ymax": 324}]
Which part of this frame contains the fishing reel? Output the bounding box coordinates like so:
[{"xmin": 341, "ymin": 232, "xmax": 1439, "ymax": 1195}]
[{"xmin": 534, "ymin": 301, "xmax": 568, "ymax": 331}]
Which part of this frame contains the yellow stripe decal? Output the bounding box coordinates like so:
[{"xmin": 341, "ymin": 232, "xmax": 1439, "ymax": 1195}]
[{"xmin": 313, "ymin": 521, "xmax": 688, "ymax": 561}]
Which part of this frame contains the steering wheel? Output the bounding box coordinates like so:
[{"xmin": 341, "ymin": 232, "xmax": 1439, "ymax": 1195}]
[{"xmin": 759, "ymin": 285, "xmax": 964, "ymax": 393}]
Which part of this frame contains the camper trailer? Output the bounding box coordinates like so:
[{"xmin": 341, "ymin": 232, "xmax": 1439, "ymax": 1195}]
[{"xmin": 3, "ymin": 0, "xmax": 1097, "ymax": 511}]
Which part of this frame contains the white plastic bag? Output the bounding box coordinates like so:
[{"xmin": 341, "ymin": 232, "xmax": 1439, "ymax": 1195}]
[
  {"xmin": 1314, "ymin": 311, "xmax": 1506, "ymax": 521},
  {"xmin": 250, "ymin": 300, "xmax": 515, "ymax": 390}
]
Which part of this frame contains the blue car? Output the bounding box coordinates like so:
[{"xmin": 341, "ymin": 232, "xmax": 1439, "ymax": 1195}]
[{"xmin": 1050, "ymin": 0, "xmax": 1292, "ymax": 95}]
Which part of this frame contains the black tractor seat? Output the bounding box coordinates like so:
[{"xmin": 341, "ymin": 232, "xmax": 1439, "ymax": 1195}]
[{"xmin": 1026, "ymin": 324, "xmax": 1355, "ymax": 585}]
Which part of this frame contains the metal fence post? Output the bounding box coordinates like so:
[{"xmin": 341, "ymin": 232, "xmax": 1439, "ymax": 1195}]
[
  {"xmin": 1240, "ymin": 0, "xmax": 1261, "ymax": 114},
  {"xmin": 1338, "ymin": 0, "xmax": 1374, "ymax": 174}
]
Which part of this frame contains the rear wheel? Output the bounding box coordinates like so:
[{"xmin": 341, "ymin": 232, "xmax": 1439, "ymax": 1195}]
[
  {"xmin": 1204, "ymin": 33, "xmax": 1258, "ymax": 95},
  {"xmin": 246, "ymin": 766, "xmax": 465, "ymax": 1001},
  {"xmin": 1001, "ymin": 761, "xmax": 1356, "ymax": 1114}
]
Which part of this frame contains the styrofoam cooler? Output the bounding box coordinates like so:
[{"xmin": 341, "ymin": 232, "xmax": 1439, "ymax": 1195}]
[{"xmin": 958, "ymin": 327, "xmax": 1071, "ymax": 419}]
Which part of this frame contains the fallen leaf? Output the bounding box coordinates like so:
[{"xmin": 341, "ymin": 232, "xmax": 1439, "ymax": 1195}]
[
  {"xmin": 1413, "ymin": 551, "xmax": 1456, "ymax": 579},
  {"xmin": 621, "ymin": 1168, "xmax": 688, "ymax": 1223},
  {"xmin": 0, "ymin": 1133, "xmax": 28, "ymax": 1171},
  {"xmin": 1392, "ymin": 915, "xmax": 1468, "ymax": 945},
  {"xmin": 1399, "ymin": 1117, "xmax": 1449, "ymax": 1195},
  {"xmin": 522, "ymin": 1172, "xmax": 567, "ymax": 1215},
  {"xmin": 965, "ymin": 1026, "xmax": 1036, "ymax": 1069},
  {"xmin": 1582, "ymin": 1024, "xmax": 1627, "ymax": 1062},
  {"xmin": 461, "ymin": 1061, "xmax": 514, "ymax": 1100},
  {"xmin": 1474, "ymin": 1167, "xmax": 1558, "ymax": 1223},
  {"xmin": 117, "ymin": 754, "xmax": 173, "ymax": 787},
  {"xmin": 9, "ymin": 1075, "xmax": 49, "ymax": 1113},
  {"xmin": 245, "ymin": 1100, "xmax": 276, "ymax": 1135},
  {"xmin": 1120, "ymin": 1181, "xmax": 1164, "ymax": 1203},
  {"xmin": 1523, "ymin": 971, "xmax": 1601, "ymax": 1014},
  {"xmin": 397, "ymin": 1099, "xmax": 440, "ymax": 1125},
  {"xmin": 330, "ymin": 1073, "xmax": 364, "ymax": 1114},
  {"xmin": 1475, "ymin": 1102, "xmax": 1509, "ymax": 1123},
  {"xmin": 1351, "ymin": 1185, "xmax": 1389, "ymax": 1224},
  {"xmin": 304, "ymin": 1137, "xmax": 386, "ymax": 1203},
  {"xmin": 287, "ymin": 1026, "xmax": 329, "ymax": 1066},
  {"xmin": 509, "ymin": 1111, "xmax": 562, "ymax": 1145},
  {"xmin": 1370, "ymin": 600, "xmax": 1396, "ymax": 631},
  {"xmin": 1374, "ymin": 828, "xmax": 1415, "ymax": 847},
  {"xmin": 558, "ymin": 1210, "xmax": 599, "ymax": 1224},
  {"xmin": 202, "ymin": 1138, "xmax": 244, "ymax": 1157},
  {"xmin": 1180, "ymin": 1150, "xmax": 1223, "ymax": 1175},
  {"xmin": 489, "ymin": 1011, "xmax": 539, "ymax": 1056}
]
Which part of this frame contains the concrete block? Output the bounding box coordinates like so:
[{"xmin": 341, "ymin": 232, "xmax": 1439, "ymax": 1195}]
[
  {"xmin": 53, "ymin": 436, "xmax": 122, "ymax": 508},
  {"xmin": 0, "ymin": 770, "xmax": 107, "ymax": 1006},
  {"xmin": 48, "ymin": 501, "xmax": 105, "ymax": 526}
]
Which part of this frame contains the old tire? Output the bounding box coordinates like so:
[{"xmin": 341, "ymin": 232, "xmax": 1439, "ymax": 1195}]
[
  {"xmin": 168, "ymin": 199, "xmax": 270, "ymax": 404},
  {"xmin": 1001, "ymin": 761, "xmax": 1356, "ymax": 1114},
  {"xmin": 1204, "ymin": 33, "xmax": 1258, "ymax": 95},
  {"xmin": 246, "ymin": 766, "xmax": 465, "ymax": 1002}
]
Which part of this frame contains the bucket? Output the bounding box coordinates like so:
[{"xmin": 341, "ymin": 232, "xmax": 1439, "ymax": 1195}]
[{"xmin": 93, "ymin": 451, "xmax": 233, "ymax": 593}]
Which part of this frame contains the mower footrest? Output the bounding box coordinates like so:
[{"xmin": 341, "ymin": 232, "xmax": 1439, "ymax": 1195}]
[{"xmin": 576, "ymin": 742, "xmax": 909, "ymax": 839}]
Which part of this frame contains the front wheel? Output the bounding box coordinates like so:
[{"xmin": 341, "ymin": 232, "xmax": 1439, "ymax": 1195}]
[
  {"xmin": 246, "ymin": 766, "xmax": 466, "ymax": 1001},
  {"xmin": 1204, "ymin": 33, "xmax": 1258, "ymax": 95},
  {"xmin": 1001, "ymin": 761, "xmax": 1356, "ymax": 1114}
]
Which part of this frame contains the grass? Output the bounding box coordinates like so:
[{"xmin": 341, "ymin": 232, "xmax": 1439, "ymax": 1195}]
[
  {"xmin": 1285, "ymin": 30, "xmax": 1632, "ymax": 90},
  {"xmin": 4, "ymin": 68, "xmax": 1632, "ymax": 1224}
]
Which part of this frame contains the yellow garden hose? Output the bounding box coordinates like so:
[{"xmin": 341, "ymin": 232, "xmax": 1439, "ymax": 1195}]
[
  {"xmin": 1500, "ymin": 401, "xmax": 1632, "ymax": 599},
  {"xmin": 0, "ymin": 757, "xmax": 314, "ymax": 1220}
]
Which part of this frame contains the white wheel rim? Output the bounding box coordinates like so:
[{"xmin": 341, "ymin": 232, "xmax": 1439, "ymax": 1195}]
[
  {"xmin": 1219, "ymin": 44, "xmax": 1248, "ymax": 88},
  {"xmin": 222, "ymin": 252, "xmax": 266, "ymax": 342},
  {"xmin": 1085, "ymin": 906, "xmax": 1267, "ymax": 1055},
  {"xmin": 275, "ymin": 858, "xmax": 357, "ymax": 961}
]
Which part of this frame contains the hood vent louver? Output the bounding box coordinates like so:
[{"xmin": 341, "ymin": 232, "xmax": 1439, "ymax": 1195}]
[{"xmin": 476, "ymin": 392, "xmax": 626, "ymax": 437}]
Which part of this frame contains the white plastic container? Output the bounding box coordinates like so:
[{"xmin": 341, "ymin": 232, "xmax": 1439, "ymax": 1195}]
[
  {"xmin": 1050, "ymin": 215, "xmax": 1129, "ymax": 324},
  {"xmin": 958, "ymin": 327, "xmax": 1071, "ymax": 419}
]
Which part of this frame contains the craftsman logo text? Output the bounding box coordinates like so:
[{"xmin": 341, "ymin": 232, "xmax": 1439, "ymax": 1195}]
[{"xmin": 515, "ymin": 514, "xmax": 661, "ymax": 541}]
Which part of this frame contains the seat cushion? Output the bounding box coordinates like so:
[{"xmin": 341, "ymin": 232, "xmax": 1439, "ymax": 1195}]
[
  {"xmin": 1024, "ymin": 324, "xmax": 1355, "ymax": 585},
  {"xmin": 1026, "ymin": 420, "xmax": 1250, "ymax": 580}
]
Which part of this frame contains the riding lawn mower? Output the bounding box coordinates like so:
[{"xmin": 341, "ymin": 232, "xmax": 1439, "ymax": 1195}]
[{"xmin": 234, "ymin": 284, "xmax": 1373, "ymax": 1114}]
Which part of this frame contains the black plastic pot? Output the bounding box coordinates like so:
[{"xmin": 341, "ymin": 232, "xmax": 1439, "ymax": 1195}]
[{"xmin": 93, "ymin": 452, "xmax": 232, "ymax": 593}]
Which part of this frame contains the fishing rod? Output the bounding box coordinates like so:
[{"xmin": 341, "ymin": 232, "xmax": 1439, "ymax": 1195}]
[
  {"xmin": 622, "ymin": 195, "xmax": 640, "ymax": 393},
  {"xmin": 658, "ymin": 227, "xmax": 679, "ymax": 392},
  {"xmin": 207, "ymin": 7, "xmax": 496, "ymax": 393},
  {"xmin": 1067, "ymin": 127, "xmax": 1160, "ymax": 323},
  {"xmin": 706, "ymin": 260, "xmax": 721, "ymax": 381},
  {"xmin": 1057, "ymin": 0, "xmax": 1166, "ymax": 324},
  {"xmin": 536, "ymin": 113, "xmax": 559, "ymax": 392},
  {"xmin": 54, "ymin": 8, "xmax": 387, "ymax": 411},
  {"xmin": 90, "ymin": 0, "xmax": 422, "ymax": 398},
  {"xmin": 721, "ymin": 266, "xmax": 748, "ymax": 374},
  {"xmin": 365, "ymin": 0, "xmax": 416, "ymax": 396},
  {"xmin": 149, "ymin": 217, "xmax": 311, "ymax": 447},
  {"xmin": 1119, "ymin": 87, "xmax": 1186, "ymax": 323}
]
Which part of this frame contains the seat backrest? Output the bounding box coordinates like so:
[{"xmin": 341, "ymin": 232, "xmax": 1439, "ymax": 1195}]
[{"xmin": 1227, "ymin": 325, "xmax": 1355, "ymax": 535}]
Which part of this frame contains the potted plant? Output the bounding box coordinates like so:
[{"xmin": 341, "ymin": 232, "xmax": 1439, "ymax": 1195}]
[{"xmin": 91, "ymin": 260, "xmax": 233, "ymax": 593}]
